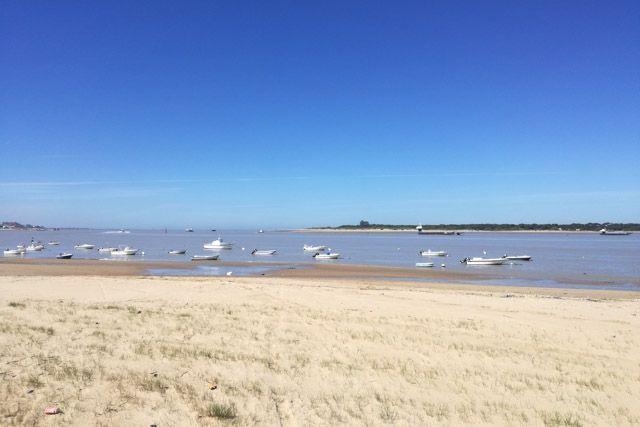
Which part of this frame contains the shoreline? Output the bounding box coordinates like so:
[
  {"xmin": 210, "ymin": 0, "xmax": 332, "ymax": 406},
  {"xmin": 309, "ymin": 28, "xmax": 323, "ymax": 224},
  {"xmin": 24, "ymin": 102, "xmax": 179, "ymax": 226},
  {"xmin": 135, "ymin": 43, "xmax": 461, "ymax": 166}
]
[{"xmin": 0, "ymin": 257, "xmax": 637, "ymax": 299}]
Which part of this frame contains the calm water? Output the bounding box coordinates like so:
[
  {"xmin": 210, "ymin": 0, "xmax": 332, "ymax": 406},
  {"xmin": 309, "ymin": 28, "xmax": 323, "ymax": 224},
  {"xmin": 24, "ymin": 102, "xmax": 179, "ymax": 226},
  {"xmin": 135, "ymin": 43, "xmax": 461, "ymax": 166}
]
[{"xmin": 2, "ymin": 229, "xmax": 639, "ymax": 289}]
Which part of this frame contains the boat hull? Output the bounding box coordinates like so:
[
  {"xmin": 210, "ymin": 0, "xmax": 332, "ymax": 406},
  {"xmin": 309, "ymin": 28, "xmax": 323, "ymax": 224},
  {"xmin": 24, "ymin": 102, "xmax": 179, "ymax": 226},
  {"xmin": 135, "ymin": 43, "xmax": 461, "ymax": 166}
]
[
  {"xmin": 314, "ymin": 253, "xmax": 340, "ymax": 260},
  {"xmin": 252, "ymin": 250, "xmax": 276, "ymax": 256},
  {"xmin": 191, "ymin": 255, "xmax": 219, "ymax": 261},
  {"xmin": 504, "ymin": 255, "xmax": 532, "ymax": 261},
  {"xmin": 415, "ymin": 262, "xmax": 434, "ymax": 268},
  {"xmin": 420, "ymin": 251, "xmax": 447, "ymax": 257},
  {"xmin": 465, "ymin": 259, "xmax": 505, "ymax": 265}
]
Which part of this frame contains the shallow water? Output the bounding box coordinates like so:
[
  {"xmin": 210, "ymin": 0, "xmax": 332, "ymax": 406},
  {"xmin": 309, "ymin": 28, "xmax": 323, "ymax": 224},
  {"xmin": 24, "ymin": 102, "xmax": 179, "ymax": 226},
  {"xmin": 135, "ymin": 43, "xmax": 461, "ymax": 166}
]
[{"xmin": 2, "ymin": 229, "xmax": 639, "ymax": 289}]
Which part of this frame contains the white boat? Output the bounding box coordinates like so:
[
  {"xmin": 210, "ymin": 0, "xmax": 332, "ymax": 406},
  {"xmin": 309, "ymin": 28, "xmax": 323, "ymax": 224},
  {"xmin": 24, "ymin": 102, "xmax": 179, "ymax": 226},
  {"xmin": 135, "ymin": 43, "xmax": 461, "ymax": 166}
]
[
  {"xmin": 98, "ymin": 247, "xmax": 118, "ymax": 253},
  {"xmin": 48, "ymin": 241, "xmax": 61, "ymax": 246},
  {"xmin": 461, "ymin": 257, "xmax": 505, "ymax": 266},
  {"xmin": 203, "ymin": 238, "xmax": 233, "ymax": 250},
  {"xmin": 26, "ymin": 243, "xmax": 45, "ymax": 251},
  {"xmin": 191, "ymin": 254, "xmax": 219, "ymax": 261},
  {"xmin": 168, "ymin": 249, "xmax": 187, "ymax": 255},
  {"xmin": 111, "ymin": 246, "xmax": 139, "ymax": 256},
  {"xmin": 416, "ymin": 262, "xmax": 434, "ymax": 268},
  {"xmin": 303, "ymin": 244, "xmax": 327, "ymax": 252},
  {"xmin": 258, "ymin": 229, "xmax": 264, "ymax": 233},
  {"xmin": 4, "ymin": 249, "xmax": 23, "ymax": 256},
  {"xmin": 56, "ymin": 253, "xmax": 73, "ymax": 259},
  {"xmin": 75, "ymin": 243, "xmax": 95, "ymax": 250},
  {"xmin": 419, "ymin": 250, "xmax": 447, "ymax": 257},
  {"xmin": 15, "ymin": 245, "xmax": 26, "ymax": 254},
  {"xmin": 503, "ymin": 254, "xmax": 532, "ymax": 261},
  {"xmin": 313, "ymin": 252, "xmax": 340, "ymax": 260},
  {"xmin": 251, "ymin": 249, "xmax": 276, "ymax": 256},
  {"xmin": 185, "ymin": 228, "xmax": 194, "ymax": 232},
  {"xmin": 600, "ymin": 228, "xmax": 631, "ymax": 236}
]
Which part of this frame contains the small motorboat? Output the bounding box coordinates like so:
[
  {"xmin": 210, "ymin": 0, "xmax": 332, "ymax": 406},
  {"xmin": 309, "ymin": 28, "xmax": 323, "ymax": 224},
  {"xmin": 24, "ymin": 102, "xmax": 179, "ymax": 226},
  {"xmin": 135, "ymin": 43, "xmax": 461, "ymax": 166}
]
[
  {"xmin": 191, "ymin": 254, "xmax": 220, "ymax": 261},
  {"xmin": 599, "ymin": 228, "xmax": 631, "ymax": 236},
  {"xmin": 502, "ymin": 254, "xmax": 532, "ymax": 261},
  {"xmin": 26, "ymin": 243, "xmax": 45, "ymax": 251},
  {"xmin": 56, "ymin": 253, "xmax": 73, "ymax": 259},
  {"xmin": 258, "ymin": 229, "xmax": 264, "ymax": 233},
  {"xmin": 415, "ymin": 262, "xmax": 434, "ymax": 268},
  {"xmin": 461, "ymin": 257, "xmax": 505, "ymax": 266},
  {"xmin": 313, "ymin": 252, "xmax": 340, "ymax": 260},
  {"xmin": 251, "ymin": 249, "xmax": 276, "ymax": 256},
  {"xmin": 185, "ymin": 228, "xmax": 194, "ymax": 232},
  {"xmin": 4, "ymin": 248, "xmax": 23, "ymax": 256},
  {"xmin": 303, "ymin": 244, "xmax": 327, "ymax": 252},
  {"xmin": 419, "ymin": 250, "xmax": 447, "ymax": 257},
  {"xmin": 168, "ymin": 249, "xmax": 187, "ymax": 255},
  {"xmin": 48, "ymin": 241, "xmax": 61, "ymax": 246},
  {"xmin": 111, "ymin": 246, "xmax": 139, "ymax": 256},
  {"xmin": 75, "ymin": 243, "xmax": 95, "ymax": 250},
  {"xmin": 15, "ymin": 245, "xmax": 26, "ymax": 254},
  {"xmin": 203, "ymin": 238, "xmax": 233, "ymax": 250},
  {"xmin": 98, "ymin": 247, "xmax": 118, "ymax": 253}
]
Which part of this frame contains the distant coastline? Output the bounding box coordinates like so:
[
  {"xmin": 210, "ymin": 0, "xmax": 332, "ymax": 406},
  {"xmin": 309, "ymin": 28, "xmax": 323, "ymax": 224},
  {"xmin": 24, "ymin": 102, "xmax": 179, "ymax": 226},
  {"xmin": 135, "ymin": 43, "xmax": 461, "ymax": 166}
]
[
  {"xmin": 296, "ymin": 221, "xmax": 640, "ymax": 233},
  {"xmin": 1, "ymin": 221, "xmax": 49, "ymax": 231}
]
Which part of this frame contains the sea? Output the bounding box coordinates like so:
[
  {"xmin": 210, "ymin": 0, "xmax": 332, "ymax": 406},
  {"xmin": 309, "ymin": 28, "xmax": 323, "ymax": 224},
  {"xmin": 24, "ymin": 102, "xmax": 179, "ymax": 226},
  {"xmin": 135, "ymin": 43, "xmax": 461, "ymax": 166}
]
[{"xmin": 2, "ymin": 229, "xmax": 639, "ymax": 291}]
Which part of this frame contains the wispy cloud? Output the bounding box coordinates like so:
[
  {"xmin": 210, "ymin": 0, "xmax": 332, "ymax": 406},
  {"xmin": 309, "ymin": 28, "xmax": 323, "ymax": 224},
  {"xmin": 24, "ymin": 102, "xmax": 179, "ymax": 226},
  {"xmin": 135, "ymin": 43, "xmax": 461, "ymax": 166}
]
[{"xmin": 0, "ymin": 171, "xmax": 567, "ymax": 188}]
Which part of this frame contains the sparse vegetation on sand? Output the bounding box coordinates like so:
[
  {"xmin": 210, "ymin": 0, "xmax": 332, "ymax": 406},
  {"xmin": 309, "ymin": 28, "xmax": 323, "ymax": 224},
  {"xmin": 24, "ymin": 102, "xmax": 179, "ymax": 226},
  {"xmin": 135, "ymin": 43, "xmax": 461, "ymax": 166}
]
[{"xmin": 0, "ymin": 275, "xmax": 638, "ymax": 425}]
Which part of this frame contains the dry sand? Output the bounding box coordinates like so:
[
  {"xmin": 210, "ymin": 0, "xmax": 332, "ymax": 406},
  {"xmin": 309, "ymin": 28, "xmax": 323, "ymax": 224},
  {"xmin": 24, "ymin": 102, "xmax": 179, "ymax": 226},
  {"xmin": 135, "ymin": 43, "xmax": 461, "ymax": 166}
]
[{"xmin": 0, "ymin": 275, "xmax": 639, "ymax": 426}]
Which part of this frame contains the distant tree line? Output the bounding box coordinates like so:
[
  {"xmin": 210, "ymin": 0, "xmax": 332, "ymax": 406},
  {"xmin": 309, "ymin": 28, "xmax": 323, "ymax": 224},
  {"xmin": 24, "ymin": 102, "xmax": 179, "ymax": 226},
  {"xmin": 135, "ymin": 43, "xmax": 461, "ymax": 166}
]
[
  {"xmin": 1, "ymin": 221, "xmax": 47, "ymax": 230},
  {"xmin": 313, "ymin": 221, "xmax": 640, "ymax": 231}
]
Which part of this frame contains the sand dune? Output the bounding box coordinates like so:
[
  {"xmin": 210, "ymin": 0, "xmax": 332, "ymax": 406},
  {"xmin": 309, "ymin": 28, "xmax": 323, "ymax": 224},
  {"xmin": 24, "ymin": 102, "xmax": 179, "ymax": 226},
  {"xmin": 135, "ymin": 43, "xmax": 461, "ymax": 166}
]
[{"xmin": 1, "ymin": 275, "xmax": 638, "ymax": 425}]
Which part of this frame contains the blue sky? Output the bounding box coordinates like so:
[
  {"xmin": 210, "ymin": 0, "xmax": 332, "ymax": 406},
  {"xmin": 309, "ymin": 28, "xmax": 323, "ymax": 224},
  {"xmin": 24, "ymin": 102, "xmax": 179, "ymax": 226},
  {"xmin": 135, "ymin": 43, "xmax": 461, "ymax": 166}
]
[{"xmin": 1, "ymin": 1, "xmax": 638, "ymax": 228}]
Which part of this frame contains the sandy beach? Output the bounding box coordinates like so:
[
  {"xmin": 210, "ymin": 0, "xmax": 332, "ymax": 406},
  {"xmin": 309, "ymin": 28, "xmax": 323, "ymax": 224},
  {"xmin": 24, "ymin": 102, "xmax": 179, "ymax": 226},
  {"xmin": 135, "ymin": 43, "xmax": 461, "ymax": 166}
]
[{"xmin": 1, "ymin": 273, "xmax": 638, "ymax": 426}]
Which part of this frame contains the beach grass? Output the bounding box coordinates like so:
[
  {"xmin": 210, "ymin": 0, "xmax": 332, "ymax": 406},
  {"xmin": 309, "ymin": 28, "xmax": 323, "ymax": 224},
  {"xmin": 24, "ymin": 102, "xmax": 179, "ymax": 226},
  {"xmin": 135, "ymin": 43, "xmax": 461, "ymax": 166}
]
[{"xmin": 0, "ymin": 275, "xmax": 638, "ymax": 425}]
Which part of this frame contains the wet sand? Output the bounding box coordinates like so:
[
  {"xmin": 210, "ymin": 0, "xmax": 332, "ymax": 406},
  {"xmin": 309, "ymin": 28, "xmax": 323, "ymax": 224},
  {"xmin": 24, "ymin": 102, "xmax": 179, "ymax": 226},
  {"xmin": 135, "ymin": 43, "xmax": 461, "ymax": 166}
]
[{"xmin": 0, "ymin": 257, "xmax": 637, "ymax": 299}]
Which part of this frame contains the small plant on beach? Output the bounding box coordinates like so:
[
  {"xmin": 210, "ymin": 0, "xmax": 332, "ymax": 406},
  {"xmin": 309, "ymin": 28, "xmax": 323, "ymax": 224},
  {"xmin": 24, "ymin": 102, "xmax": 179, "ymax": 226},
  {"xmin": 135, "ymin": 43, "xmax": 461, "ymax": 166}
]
[
  {"xmin": 138, "ymin": 376, "xmax": 168, "ymax": 394},
  {"xmin": 8, "ymin": 301, "xmax": 26, "ymax": 309},
  {"xmin": 29, "ymin": 326, "xmax": 54, "ymax": 335},
  {"xmin": 380, "ymin": 402, "xmax": 398, "ymax": 422},
  {"xmin": 541, "ymin": 411, "xmax": 583, "ymax": 427},
  {"xmin": 26, "ymin": 374, "xmax": 43, "ymax": 389},
  {"xmin": 207, "ymin": 402, "xmax": 237, "ymax": 420}
]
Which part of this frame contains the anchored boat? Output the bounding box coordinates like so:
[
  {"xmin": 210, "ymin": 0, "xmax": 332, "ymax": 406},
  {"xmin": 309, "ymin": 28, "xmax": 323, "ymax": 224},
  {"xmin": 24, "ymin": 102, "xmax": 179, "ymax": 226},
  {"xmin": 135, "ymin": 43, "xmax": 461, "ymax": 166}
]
[
  {"xmin": 461, "ymin": 257, "xmax": 506, "ymax": 266},
  {"xmin": 419, "ymin": 250, "xmax": 447, "ymax": 257},
  {"xmin": 415, "ymin": 262, "xmax": 434, "ymax": 268},
  {"xmin": 4, "ymin": 248, "xmax": 23, "ymax": 256},
  {"xmin": 251, "ymin": 249, "xmax": 277, "ymax": 256},
  {"xmin": 191, "ymin": 254, "xmax": 219, "ymax": 261},
  {"xmin": 600, "ymin": 228, "xmax": 631, "ymax": 236},
  {"xmin": 313, "ymin": 252, "xmax": 340, "ymax": 260},
  {"xmin": 111, "ymin": 246, "xmax": 139, "ymax": 256},
  {"xmin": 75, "ymin": 243, "xmax": 95, "ymax": 250},
  {"xmin": 204, "ymin": 238, "xmax": 233, "ymax": 250}
]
